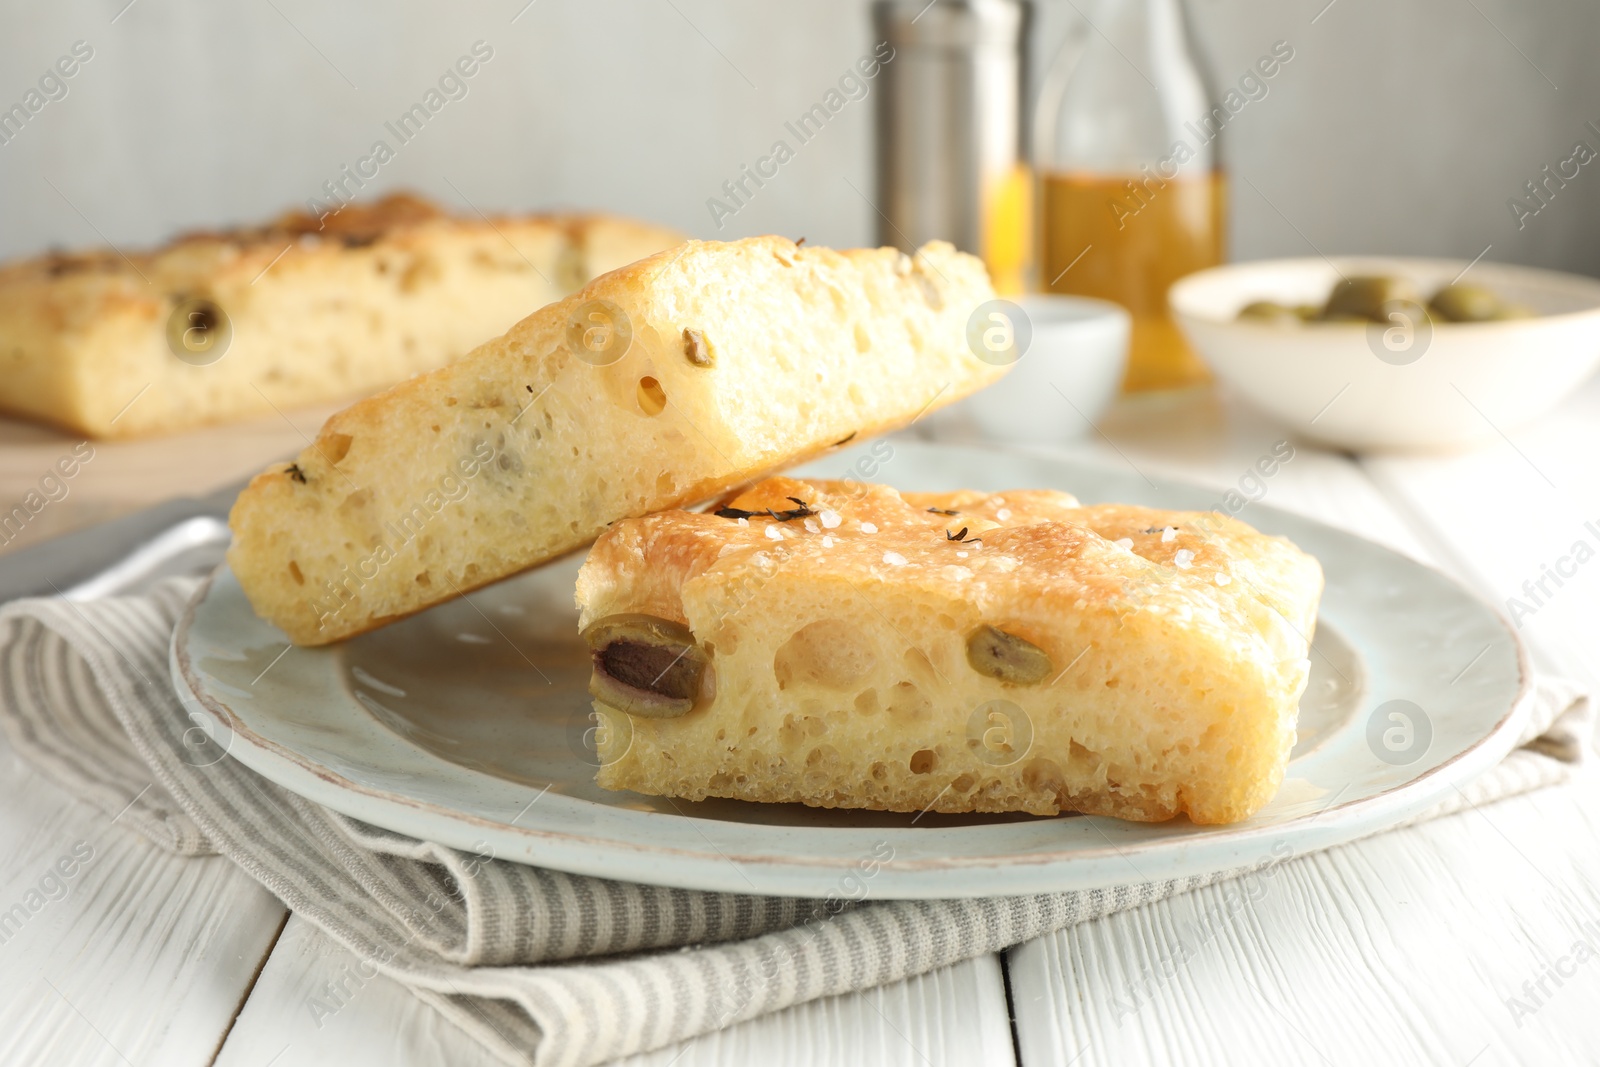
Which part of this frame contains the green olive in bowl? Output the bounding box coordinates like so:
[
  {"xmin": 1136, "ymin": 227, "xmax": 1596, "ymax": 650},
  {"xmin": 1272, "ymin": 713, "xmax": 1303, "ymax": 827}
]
[
  {"xmin": 1427, "ymin": 283, "xmax": 1506, "ymax": 323},
  {"xmin": 1321, "ymin": 276, "xmax": 1424, "ymax": 323},
  {"xmin": 1236, "ymin": 300, "xmax": 1303, "ymax": 324},
  {"xmin": 1426, "ymin": 283, "xmax": 1536, "ymax": 323}
]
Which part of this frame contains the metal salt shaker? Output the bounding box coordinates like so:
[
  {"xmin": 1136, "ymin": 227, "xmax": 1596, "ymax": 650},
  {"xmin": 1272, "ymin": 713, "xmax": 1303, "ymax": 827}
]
[{"xmin": 872, "ymin": 0, "xmax": 1033, "ymax": 291}]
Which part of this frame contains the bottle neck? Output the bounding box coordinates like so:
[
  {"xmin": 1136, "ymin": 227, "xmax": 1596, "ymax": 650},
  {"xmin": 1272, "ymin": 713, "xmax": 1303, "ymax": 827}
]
[
  {"xmin": 1093, "ymin": 0, "xmax": 1188, "ymax": 75},
  {"xmin": 1037, "ymin": 0, "xmax": 1216, "ymax": 175}
]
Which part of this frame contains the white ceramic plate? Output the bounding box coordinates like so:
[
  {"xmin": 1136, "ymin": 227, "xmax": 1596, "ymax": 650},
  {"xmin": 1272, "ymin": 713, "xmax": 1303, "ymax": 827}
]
[{"xmin": 172, "ymin": 441, "xmax": 1532, "ymax": 899}]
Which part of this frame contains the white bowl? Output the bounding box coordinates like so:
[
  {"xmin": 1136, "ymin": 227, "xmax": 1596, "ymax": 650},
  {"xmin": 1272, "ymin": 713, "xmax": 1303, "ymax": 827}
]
[
  {"xmin": 1169, "ymin": 257, "xmax": 1600, "ymax": 452},
  {"xmin": 937, "ymin": 294, "xmax": 1130, "ymax": 446}
]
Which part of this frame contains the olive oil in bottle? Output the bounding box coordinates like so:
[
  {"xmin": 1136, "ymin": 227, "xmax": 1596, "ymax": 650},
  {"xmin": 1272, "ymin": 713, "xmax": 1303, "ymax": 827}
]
[
  {"xmin": 1039, "ymin": 170, "xmax": 1224, "ymax": 390},
  {"xmin": 1034, "ymin": 0, "xmax": 1223, "ymax": 391}
]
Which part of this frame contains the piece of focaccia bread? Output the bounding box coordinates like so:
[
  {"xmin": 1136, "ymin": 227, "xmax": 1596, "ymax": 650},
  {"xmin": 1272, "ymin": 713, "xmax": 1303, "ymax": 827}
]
[
  {"xmin": 0, "ymin": 192, "xmax": 681, "ymax": 437},
  {"xmin": 229, "ymin": 237, "xmax": 1004, "ymax": 645},
  {"xmin": 575, "ymin": 476, "xmax": 1324, "ymax": 825}
]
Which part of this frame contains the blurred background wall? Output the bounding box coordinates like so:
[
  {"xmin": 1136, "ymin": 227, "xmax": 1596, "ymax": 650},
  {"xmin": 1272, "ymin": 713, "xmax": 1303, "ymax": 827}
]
[{"xmin": 2, "ymin": 0, "xmax": 1597, "ymax": 276}]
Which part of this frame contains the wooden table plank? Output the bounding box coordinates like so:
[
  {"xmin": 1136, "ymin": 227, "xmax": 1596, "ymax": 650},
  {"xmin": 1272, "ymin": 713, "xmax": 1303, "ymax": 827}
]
[
  {"xmin": 1008, "ymin": 775, "xmax": 1600, "ymax": 1067},
  {"xmin": 0, "ymin": 734, "xmax": 287, "ymax": 1067},
  {"xmin": 214, "ymin": 915, "xmax": 1017, "ymax": 1067}
]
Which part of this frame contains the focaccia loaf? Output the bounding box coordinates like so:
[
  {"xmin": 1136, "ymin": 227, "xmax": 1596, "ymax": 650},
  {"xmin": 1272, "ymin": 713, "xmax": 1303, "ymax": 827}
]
[
  {"xmin": 0, "ymin": 192, "xmax": 681, "ymax": 437},
  {"xmin": 575, "ymin": 476, "xmax": 1324, "ymax": 825},
  {"xmin": 229, "ymin": 237, "xmax": 1004, "ymax": 645}
]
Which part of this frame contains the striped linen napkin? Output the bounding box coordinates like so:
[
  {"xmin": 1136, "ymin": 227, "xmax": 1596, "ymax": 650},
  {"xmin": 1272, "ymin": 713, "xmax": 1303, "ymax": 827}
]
[{"xmin": 0, "ymin": 578, "xmax": 1588, "ymax": 1067}]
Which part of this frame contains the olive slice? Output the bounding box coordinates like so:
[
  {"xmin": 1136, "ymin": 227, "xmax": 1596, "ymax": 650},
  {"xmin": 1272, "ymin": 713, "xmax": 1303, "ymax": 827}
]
[
  {"xmin": 582, "ymin": 613, "xmax": 709, "ymax": 718},
  {"xmin": 966, "ymin": 625, "xmax": 1053, "ymax": 686}
]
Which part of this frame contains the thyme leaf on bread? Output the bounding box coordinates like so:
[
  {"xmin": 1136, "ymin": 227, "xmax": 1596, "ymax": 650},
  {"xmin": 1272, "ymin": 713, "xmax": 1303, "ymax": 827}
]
[
  {"xmin": 945, "ymin": 526, "xmax": 981, "ymax": 545},
  {"xmin": 286, "ymin": 463, "xmax": 307, "ymax": 484},
  {"xmin": 715, "ymin": 497, "xmax": 816, "ymax": 522}
]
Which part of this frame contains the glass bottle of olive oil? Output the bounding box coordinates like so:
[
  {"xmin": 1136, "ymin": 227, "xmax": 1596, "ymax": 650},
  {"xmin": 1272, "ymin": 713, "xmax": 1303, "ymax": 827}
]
[{"xmin": 1035, "ymin": 0, "xmax": 1223, "ymax": 391}]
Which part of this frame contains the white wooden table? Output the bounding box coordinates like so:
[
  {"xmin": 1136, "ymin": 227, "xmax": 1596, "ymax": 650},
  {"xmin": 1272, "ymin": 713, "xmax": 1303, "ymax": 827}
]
[{"xmin": 2, "ymin": 379, "xmax": 1597, "ymax": 1067}]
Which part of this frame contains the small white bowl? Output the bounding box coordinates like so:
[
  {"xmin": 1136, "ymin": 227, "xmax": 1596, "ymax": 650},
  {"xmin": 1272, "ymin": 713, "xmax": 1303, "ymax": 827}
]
[
  {"xmin": 1170, "ymin": 257, "xmax": 1600, "ymax": 452},
  {"xmin": 935, "ymin": 294, "xmax": 1130, "ymax": 446}
]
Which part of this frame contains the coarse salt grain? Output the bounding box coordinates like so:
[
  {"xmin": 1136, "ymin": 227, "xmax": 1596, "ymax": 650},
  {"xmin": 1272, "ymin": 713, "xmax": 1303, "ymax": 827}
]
[
  {"xmin": 1161, "ymin": 526, "xmax": 1177, "ymax": 543},
  {"xmin": 765, "ymin": 525, "xmax": 783, "ymax": 541},
  {"xmin": 1114, "ymin": 537, "xmax": 1133, "ymax": 550},
  {"xmin": 860, "ymin": 522, "xmax": 879, "ymax": 533},
  {"xmin": 996, "ymin": 508, "xmax": 1012, "ymax": 521},
  {"xmin": 822, "ymin": 535, "xmax": 835, "ymax": 548},
  {"xmin": 819, "ymin": 509, "xmax": 841, "ymax": 529},
  {"xmin": 882, "ymin": 551, "xmax": 907, "ymax": 566},
  {"xmin": 1215, "ymin": 572, "xmax": 1231, "ymax": 586},
  {"xmin": 956, "ymin": 550, "xmax": 969, "ymax": 559},
  {"xmin": 803, "ymin": 518, "xmax": 820, "ymax": 534},
  {"xmin": 1174, "ymin": 548, "xmax": 1195, "ymax": 569},
  {"xmin": 737, "ymin": 517, "xmax": 749, "ymax": 527}
]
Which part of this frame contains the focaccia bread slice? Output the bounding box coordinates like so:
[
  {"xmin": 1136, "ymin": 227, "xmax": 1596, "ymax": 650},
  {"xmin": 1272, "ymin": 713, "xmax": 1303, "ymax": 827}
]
[
  {"xmin": 575, "ymin": 476, "xmax": 1325, "ymax": 825},
  {"xmin": 229, "ymin": 237, "xmax": 1004, "ymax": 645},
  {"xmin": 0, "ymin": 192, "xmax": 681, "ymax": 437}
]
